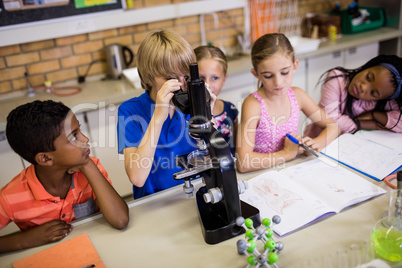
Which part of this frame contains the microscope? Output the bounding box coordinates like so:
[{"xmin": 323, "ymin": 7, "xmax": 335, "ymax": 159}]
[{"xmin": 173, "ymin": 63, "xmax": 260, "ymax": 244}]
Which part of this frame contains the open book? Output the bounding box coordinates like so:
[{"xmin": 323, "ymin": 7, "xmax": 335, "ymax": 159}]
[
  {"xmin": 321, "ymin": 133, "xmax": 402, "ymax": 181},
  {"xmin": 240, "ymin": 159, "xmax": 386, "ymax": 237}
]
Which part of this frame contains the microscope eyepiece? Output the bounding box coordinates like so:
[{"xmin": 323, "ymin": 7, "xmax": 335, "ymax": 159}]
[{"xmin": 189, "ymin": 62, "xmax": 200, "ymax": 81}]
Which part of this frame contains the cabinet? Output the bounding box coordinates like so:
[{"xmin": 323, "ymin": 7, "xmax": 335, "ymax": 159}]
[
  {"xmin": 293, "ymin": 58, "xmax": 307, "ymax": 91},
  {"xmin": 361, "ymin": 0, "xmax": 402, "ymax": 56},
  {"xmin": 343, "ymin": 42, "xmax": 379, "ymax": 69},
  {"xmin": 293, "ymin": 58, "xmax": 308, "ymax": 131},
  {"xmin": 0, "ymin": 135, "xmax": 22, "ymax": 235},
  {"xmin": 306, "ymin": 51, "xmax": 344, "ymax": 103},
  {"xmin": 0, "ymin": 132, "xmax": 25, "ymax": 189},
  {"xmin": 220, "ymin": 70, "xmax": 257, "ymax": 117},
  {"xmin": 85, "ymin": 105, "xmax": 133, "ymax": 199}
]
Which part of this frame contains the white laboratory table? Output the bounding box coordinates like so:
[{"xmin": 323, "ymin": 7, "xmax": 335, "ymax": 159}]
[{"xmin": 0, "ymin": 155, "xmax": 398, "ymax": 268}]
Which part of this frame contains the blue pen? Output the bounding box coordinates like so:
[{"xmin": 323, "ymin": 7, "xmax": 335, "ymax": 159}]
[{"xmin": 286, "ymin": 133, "xmax": 319, "ymax": 157}]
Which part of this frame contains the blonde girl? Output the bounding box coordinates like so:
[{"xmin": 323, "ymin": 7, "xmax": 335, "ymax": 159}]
[{"xmin": 195, "ymin": 45, "xmax": 238, "ymax": 154}]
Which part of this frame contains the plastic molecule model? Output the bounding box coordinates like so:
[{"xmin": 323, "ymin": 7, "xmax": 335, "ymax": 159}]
[{"xmin": 236, "ymin": 215, "xmax": 284, "ymax": 268}]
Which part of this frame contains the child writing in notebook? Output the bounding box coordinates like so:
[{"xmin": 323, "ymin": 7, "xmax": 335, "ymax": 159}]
[
  {"xmin": 117, "ymin": 30, "xmax": 215, "ymax": 199},
  {"xmin": 0, "ymin": 100, "xmax": 129, "ymax": 253},
  {"xmin": 195, "ymin": 45, "xmax": 239, "ymax": 154},
  {"xmin": 304, "ymin": 54, "xmax": 402, "ymax": 137},
  {"xmin": 236, "ymin": 33, "xmax": 339, "ymax": 173}
]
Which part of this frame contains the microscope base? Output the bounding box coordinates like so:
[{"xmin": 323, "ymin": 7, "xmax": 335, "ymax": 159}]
[{"xmin": 196, "ymin": 186, "xmax": 260, "ymax": 245}]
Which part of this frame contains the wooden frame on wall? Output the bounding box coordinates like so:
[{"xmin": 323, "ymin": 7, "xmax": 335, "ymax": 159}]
[
  {"xmin": 0, "ymin": 0, "xmax": 123, "ymax": 28},
  {"xmin": 0, "ymin": 0, "xmax": 249, "ymax": 47}
]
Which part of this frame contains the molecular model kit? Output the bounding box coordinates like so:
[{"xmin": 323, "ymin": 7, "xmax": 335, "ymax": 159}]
[{"xmin": 236, "ymin": 215, "xmax": 284, "ymax": 268}]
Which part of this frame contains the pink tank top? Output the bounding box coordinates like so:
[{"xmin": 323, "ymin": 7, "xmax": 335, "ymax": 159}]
[{"xmin": 252, "ymin": 88, "xmax": 300, "ymax": 153}]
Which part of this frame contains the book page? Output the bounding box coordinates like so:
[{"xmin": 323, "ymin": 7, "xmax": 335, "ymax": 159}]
[
  {"xmin": 240, "ymin": 170, "xmax": 335, "ymax": 236},
  {"xmin": 240, "ymin": 160, "xmax": 386, "ymax": 236},
  {"xmin": 281, "ymin": 159, "xmax": 386, "ymax": 210},
  {"xmin": 322, "ymin": 133, "xmax": 402, "ymax": 180}
]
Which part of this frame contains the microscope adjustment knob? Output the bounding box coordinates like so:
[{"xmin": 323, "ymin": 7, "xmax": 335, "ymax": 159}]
[
  {"xmin": 237, "ymin": 180, "xmax": 249, "ymax": 194},
  {"xmin": 203, "ymin": 187, "xmax": 223, "ymax": 204},
  {"xmin": 204, "ymin": 193, "xmax": 212, "ymax": 203},
  {"xmin": 183, "ymin": 180, "xmax": 194, "ymax": 198}
]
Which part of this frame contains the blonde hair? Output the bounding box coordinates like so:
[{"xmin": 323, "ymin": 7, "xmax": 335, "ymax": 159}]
[
  {"xmin": 251, "ymin": 33, "xmax": 295, "ymax": 72},
  {"xmin": 194, "ymin": 45, "xmax": 228, "ymax": 75},
  {"xmin": 136, "ymin": 30, "xmax": 196, "ymax": 91}
]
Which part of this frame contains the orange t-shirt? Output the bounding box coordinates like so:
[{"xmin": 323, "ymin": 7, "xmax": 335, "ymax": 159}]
[{"xmin": 0, "ymin": 157, "xmax": 111, "ymax": 231}]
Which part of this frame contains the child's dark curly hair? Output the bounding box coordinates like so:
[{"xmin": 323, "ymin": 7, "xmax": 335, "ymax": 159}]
[{"xmin": 6, "ymin": 100, "xmax": 71, "ymax": 165}]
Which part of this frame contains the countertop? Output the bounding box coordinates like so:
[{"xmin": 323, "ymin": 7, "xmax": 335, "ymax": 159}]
[
  {"xmin": 1, "ymin": 27, "xmax": 401, "ymax": 132},
  {"xmin": 226, "ymin": 27, "xmax": 402, "ymax": 74},
  {"xmin": 296, "ymin": 27, "xmax": 402, "ymax": 59},
  {"xmin": 0, "ymin": 79, "xmax": 143, "ymax": 132},
  {"xmin": 0, "ymin": 155, "xmax": 398, "ymax": 268}
]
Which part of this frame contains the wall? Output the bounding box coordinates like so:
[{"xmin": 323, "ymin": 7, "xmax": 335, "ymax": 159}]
[
  {"xmin": 359, "ymin": 0, "xmax": 402, "ymax": 56},
  {"xmin": 0, "ymin": 0, "xmax": 349, "ymax": 95}
]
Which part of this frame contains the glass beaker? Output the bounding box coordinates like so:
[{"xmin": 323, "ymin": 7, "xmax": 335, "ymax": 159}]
[{"xmin": 388, "ymin": 188, "xmax": 402, "ymax": 219}]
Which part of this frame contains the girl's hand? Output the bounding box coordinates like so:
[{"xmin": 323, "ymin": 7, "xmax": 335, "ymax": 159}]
[
  {"xmin": 301, "ymin": 136, "xmax": 319, "ymax": 154},
  {"xmin": 283, "ymin": 133, "xmax": 301, "ymax": 158},
  {"xmin": 357, "ymin": 111, "xmax": 373, "ymax": 121},
  {"xmin": 154, "ymin": 79, "xmax": 182, "ymax": 122}
]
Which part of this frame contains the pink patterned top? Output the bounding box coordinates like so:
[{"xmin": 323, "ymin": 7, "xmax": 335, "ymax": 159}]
[{"xmin": 252, "ymin": 88, "xmax": 300, "ymax": 153}]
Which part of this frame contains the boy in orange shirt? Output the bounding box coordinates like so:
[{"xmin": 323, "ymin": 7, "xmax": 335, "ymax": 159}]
[{"xmin": 0, "ymin": 100, "xmax": 129, "ymax": 253}]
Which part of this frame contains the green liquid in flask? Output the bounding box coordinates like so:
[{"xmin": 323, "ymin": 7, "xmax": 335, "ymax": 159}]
[{"xmin": 371, "ymin": 228, "xmax": 402, "ymax": 262}]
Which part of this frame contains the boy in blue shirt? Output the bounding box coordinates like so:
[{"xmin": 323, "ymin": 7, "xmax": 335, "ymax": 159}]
[{"xmin": 118, "ymin": 30, "xmax": 211, "ymax": 199}]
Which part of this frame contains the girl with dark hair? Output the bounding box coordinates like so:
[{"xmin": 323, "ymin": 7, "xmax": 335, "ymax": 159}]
[{"xmin": 305, "ymin": 54, "xmax": 402, "ymax": 136}]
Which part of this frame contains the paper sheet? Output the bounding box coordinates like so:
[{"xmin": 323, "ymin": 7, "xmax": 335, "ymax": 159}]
[
  {"xmin": 13, "ymin": 234, "xmax": 105, "ymax": 268},
  {"xmin": 355, "ymin": 130, "xmax": 402, "ymax": 152},
  {"xmin": 322, "ymin": 133, "xmax": 402, "ymax": 180}
]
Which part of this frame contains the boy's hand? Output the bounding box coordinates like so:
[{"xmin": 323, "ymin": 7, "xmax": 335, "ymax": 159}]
[
  {"xmin": 67, "ymin": 166, "xmax": 81, "ymax": 174},
  {"xmin": 154, "ymin": 79, "xmax": 182, "ymax": 123},
  {"xmin": 25, "ymin": 220, "xmax": 72, "ymax": 247},
  {"xmin": 67, "ymin": 156, "xmax": 95, "ymax": 175},
  {"xmin": 67, "ymin": 163, "xmax": 86, "ymax": 174},
  {"xmin": 0, "ymin": 220, "xmax": 72, "ymax": 253}
]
